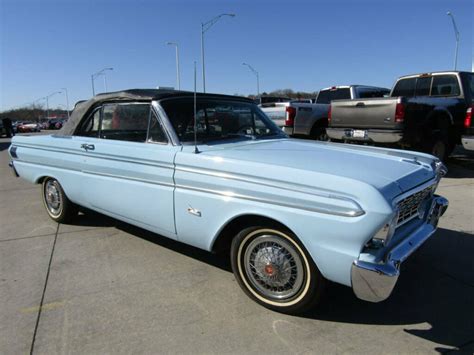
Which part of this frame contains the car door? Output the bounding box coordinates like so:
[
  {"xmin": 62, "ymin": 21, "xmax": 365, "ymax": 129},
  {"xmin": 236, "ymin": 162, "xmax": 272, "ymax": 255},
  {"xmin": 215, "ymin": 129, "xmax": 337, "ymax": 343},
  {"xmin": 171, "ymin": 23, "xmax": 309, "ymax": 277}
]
[{"xmin": 74, "ymin": 102, "xmax": 179, "ymax": 238}]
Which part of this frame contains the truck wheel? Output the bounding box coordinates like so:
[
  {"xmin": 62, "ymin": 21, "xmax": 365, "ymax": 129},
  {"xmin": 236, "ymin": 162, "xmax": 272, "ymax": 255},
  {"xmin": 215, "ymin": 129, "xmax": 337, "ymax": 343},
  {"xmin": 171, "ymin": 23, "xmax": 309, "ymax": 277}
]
[
  {"xmin": 425, "ymin": 133, "xmax": 449, "ymax": 161},
  {"xmin": 310, "ymin": 127, "xmax": 329, "ymax": 141},
  {"xmin": 42, "ymin": 177, "xmax": 78, "ymax": 223},
  {"xmin": 231, "ymin": 226, "xmax": 325, "ymax": 314}
]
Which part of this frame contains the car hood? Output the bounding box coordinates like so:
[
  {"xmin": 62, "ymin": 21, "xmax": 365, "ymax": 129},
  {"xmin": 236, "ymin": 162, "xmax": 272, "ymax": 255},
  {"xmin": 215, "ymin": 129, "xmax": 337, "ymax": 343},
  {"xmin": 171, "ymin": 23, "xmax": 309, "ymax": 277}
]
[{"xmin": 188, "ymin": 139, "xmax": 438, "ymax": 201}]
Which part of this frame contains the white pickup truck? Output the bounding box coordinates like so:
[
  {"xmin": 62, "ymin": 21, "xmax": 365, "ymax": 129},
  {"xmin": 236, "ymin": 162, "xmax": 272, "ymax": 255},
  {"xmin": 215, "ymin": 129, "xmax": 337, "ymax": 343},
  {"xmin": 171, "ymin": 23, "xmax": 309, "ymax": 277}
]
[{"xmin": 261, "ymin": 85, "xmax": 390, "ymax": 140}]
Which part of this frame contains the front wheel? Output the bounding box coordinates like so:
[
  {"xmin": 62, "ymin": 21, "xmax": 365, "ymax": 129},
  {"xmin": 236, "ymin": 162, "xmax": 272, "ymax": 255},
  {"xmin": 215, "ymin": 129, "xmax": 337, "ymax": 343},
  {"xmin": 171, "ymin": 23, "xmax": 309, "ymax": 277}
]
[
  {"xmin": 231, "ymin": 226, "xmax": 325, "ymax": 314},
  {"xmin": 42, "ymin": 177, "xmax": 78, "ymax": 223}
]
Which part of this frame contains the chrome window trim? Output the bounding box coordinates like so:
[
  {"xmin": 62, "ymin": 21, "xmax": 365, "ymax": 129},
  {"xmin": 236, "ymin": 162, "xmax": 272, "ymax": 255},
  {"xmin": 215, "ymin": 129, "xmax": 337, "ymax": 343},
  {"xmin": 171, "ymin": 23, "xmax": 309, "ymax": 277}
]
[
  {"xmin": 152, "ymin": 101, "xmax": 181, "ymax": 146},
  {"xmin": 146, "ymin": 106, "xmax": 170, "ymax": 145}
]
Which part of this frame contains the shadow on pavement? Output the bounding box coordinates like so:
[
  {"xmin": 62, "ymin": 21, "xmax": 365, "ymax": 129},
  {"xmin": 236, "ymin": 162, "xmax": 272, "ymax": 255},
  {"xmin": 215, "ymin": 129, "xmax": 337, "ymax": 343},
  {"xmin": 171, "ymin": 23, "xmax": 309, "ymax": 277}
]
[
  {"xmin": 304, "ymin": 227, "xmax": 474, "ymax": 353},
  {"xmin": 65, "ymin": 209, "xmax": 232, "ymax": 272},
  {"xmin": 66, "ymin": 207, "xmax": 474, "ymax": 351}
]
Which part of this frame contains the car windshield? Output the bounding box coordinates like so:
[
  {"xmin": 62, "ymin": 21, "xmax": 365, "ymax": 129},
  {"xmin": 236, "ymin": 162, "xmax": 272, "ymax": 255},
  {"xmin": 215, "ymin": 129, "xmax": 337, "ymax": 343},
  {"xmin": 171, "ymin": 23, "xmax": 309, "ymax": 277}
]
[{"xmin": 160, "ymin": 98, "xmax": 285, "ymax": 143}]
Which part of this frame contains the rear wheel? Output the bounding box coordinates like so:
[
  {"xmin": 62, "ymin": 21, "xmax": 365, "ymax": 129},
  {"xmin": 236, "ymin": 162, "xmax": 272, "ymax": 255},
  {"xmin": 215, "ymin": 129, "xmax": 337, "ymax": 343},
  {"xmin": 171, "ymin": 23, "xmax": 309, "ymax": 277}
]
[
  {"xmin": 231, "ymin": 226, "xmax": 325, "ymax": 314},
  {"xmin": 424, "ymin": 133, "xmax": 449, "ymax": 161},
  {"xmin": 42, "ymin": 177, "xmax": 77, "ymax": 223}
]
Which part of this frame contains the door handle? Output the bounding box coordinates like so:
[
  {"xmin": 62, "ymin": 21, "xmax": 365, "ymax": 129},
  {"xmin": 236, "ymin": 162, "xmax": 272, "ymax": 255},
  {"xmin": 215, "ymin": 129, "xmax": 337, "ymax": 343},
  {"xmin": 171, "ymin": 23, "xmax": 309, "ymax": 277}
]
[
  {"xmin": 355, "ymin": 102, "xmax": 365, "ymax": 107},
  {"xmin": 81, "ymin": 144, "xmax": 95, "ymax": 151}
]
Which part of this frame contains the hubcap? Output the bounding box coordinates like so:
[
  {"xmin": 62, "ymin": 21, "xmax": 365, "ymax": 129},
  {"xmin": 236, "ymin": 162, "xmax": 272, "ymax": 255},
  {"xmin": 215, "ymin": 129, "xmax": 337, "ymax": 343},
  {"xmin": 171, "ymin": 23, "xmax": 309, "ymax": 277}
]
[
  {"xmin": 244, "ymin": 235, "xmax": 304, "ymax": 300},
  {"xmin": 44, "ymin": 180, "xmax": 62, "ymax": 216}
]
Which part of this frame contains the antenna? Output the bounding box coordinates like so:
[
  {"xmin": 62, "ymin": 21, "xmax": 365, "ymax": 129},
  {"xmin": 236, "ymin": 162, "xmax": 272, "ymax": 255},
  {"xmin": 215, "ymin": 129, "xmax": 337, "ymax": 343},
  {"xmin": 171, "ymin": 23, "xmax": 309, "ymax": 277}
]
[{"xmin": 193, "ymin": 61, "xmax": 200, "ymax": 154}]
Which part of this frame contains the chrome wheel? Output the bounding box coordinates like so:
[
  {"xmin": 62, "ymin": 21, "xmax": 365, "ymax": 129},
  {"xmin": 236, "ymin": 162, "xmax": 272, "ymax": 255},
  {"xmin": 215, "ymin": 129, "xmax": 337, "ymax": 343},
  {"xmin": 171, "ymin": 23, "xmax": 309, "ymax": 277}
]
[
  {"xmin": 44, "ymin": 179, "xmax": 62, "ymax": 217},
  {"xmin": 243, "ymin": 234, "xmax": 305, "ymax": 301}
]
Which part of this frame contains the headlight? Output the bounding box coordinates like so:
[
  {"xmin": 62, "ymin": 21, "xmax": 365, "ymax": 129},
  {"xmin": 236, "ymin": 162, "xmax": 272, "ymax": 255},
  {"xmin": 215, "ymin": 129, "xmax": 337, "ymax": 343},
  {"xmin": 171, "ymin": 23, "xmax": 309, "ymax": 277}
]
[{"xmin": 371, "ymin": 210, "xmax": 399, "ymax": 247}]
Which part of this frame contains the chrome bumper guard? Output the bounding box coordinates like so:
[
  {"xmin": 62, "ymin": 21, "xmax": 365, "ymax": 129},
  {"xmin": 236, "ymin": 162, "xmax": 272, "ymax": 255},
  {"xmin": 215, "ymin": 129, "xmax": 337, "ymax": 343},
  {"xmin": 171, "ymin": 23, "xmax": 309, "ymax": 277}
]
[
  {"xmin": 9, "ymin": 161, "xmax": 19, "ymax": 177},
  {"xmin": 351, "ymin": 195, "xmax": 448, "ymax": 303}
]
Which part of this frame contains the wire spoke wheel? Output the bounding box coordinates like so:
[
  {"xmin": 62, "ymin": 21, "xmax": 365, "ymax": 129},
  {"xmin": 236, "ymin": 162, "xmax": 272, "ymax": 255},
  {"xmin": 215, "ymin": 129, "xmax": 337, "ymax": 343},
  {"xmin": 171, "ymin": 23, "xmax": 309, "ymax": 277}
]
[
  {"xmin": 244, "ymin": 235, "xmax": 305, "ymax": 301},
  {"xmin": 44, "ymin": 179, "xmax": 63, "ymax": 217}
]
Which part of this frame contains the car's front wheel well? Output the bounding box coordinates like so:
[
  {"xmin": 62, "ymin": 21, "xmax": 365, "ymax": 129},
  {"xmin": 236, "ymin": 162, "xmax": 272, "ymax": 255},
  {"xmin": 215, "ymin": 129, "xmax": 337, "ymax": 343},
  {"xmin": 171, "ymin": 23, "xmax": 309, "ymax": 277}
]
[
  {"xmin": 211, "ymin": 214, "xmax": 292, "ymax": 254},
  {"xmin": 36, "ymin": 176, "xmax": 48, "ymax": 184}
]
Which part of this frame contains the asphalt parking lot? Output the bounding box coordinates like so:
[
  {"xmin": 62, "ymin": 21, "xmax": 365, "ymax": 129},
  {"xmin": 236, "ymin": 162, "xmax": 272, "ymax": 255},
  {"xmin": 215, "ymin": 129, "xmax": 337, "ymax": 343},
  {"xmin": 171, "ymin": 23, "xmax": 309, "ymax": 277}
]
[{"xmin": 1, "ymin": 134, "xmax": 473, "ymax": 354}]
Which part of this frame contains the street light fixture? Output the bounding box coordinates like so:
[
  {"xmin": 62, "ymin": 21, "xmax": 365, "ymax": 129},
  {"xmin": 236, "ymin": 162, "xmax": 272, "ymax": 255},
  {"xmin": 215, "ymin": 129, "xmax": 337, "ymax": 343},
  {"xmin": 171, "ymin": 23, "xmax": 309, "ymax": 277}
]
[
  {"xmin": 61, "ymin": 88, "xmax": 70, "ymax": 120},
  {"xmin": 242, "ymin": 62, "xmax": 260, "ymax": 97},
  {"xmin": 91, "ymin": 67, "xmax": 114, "ymax": 96},
  {"xmin": 45, "ymin": 91, "xmax": 61, "ymax": 120},
  {"xmin": 446, "ymin": 11, "xmax": 460, "ymax": 70},
  {"xmin": 166, "ymin": 42, "xmax": 181, "ymax": 90},
  {"xmin": 201, "ymin": 13, "xmax": 236, "ymax": 92}
]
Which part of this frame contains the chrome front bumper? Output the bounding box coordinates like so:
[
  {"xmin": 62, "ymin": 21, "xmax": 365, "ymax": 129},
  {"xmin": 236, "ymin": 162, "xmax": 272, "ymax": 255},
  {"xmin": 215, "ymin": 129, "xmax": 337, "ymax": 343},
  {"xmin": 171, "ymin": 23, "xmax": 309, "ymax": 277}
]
[
  {"xmin": 351, "ymin": 195, "xmax": 448, "ymax": 303},
  {"xmin": 327, "ymin": 128, "xmax": 403, "ymax": 143}
]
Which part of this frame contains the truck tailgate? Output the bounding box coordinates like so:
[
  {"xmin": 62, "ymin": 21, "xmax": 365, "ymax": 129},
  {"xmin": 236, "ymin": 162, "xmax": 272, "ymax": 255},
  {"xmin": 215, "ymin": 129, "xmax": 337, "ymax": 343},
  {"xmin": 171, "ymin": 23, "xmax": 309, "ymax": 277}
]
[
  {"xmin": 330, "ymin": 97, "xmax": 403, "ymax": 129},
  {"xmin": 260, "ymin": 103, "xmax": 288, "ymax": 127}
]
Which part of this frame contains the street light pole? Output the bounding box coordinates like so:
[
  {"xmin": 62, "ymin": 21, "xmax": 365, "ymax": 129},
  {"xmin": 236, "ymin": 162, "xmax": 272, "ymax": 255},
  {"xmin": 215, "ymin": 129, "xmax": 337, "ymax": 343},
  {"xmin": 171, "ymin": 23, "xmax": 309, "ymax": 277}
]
[
  {"xmin": 45, "ymin": 91, "xmax": 61, "ymax": 119},
  {"xmin": 201, "ymin": 13, "xmax": 236, "ymax": 92},
  {"xmin": 242, "ymin": 62, "xmax": 260, "ymax": 97},
  {"xmin": 61, "ymin": 88, "xmax": 70, "ymax": 120},
  {"xmin": 91, "ymin": 67, "xmax": 114, "ymax": 96},
  {"xmin": 167, "ymin": 42, "xmax": 181, "ymax": 90},
  {"xmin": 447, "ymin": 11, "xmax": 460, "ymax": 70}
]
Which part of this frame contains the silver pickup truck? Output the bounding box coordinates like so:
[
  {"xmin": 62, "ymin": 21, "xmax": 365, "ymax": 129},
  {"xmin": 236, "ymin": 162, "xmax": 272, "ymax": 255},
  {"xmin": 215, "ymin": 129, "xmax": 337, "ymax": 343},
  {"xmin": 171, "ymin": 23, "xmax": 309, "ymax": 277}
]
[
  {"xmin": 261, "ymin": 85, "xmax": 389, "ymax": 140},
  {"xmin": 327, "ymin": 71, "xmax": 473, "ymax": 160}
]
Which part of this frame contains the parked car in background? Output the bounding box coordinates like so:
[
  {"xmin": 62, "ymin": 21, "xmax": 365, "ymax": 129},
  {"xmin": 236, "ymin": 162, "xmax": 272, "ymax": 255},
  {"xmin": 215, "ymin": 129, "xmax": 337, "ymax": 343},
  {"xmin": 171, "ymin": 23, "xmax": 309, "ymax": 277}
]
[
  {"xmin": 262, "ymin": 85, "xmax": 390, "ymax": 140},
  {"xmin": 0, "ymin": 121, "xmax": 5, "ymax": 137},
  {"xmin": 327, "ymin": 71, "xmax": 473, "ymax": 160},
  {"xmin": 17, "ymin": 121, "xmax": 41, "ymax": 133},
  {"xmin": 9, "ymin": 89, "xmax": 449, "ymax": 314},
  {"xmin": 47, "ymin": 118, "xmax": 65, "ymax": 130}
]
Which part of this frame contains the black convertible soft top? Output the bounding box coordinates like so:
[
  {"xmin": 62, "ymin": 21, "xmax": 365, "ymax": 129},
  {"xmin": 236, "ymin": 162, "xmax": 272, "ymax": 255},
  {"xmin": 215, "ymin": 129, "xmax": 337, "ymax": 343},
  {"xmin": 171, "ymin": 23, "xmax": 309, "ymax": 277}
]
[{"xmin": 60, "ymin": 89, "xmax": 253, "ymax": 136}]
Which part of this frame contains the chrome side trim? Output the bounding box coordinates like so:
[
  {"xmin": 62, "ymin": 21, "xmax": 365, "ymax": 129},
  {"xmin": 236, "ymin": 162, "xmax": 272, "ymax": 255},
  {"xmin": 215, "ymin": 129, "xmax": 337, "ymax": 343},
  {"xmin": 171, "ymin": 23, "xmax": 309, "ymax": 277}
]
[
  {"xmin": 175, "ymin": 165, "xmax": 365, "ymax": 216},
  {"xmin": 175, "ymin": 184, "xmax": 364, "ymax": 217},
  {"xmin": 12, "ymin": 143, "xmax": 175, "ymax": 170},
  {"xmin": 82, "ymin": 170, "xmax": 175, "ymax": 188}
]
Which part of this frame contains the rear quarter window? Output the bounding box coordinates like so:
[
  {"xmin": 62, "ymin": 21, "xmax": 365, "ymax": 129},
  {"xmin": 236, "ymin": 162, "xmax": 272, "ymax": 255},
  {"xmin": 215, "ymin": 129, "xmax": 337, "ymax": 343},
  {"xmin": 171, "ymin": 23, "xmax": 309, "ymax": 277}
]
[
  {"xmin": 392, "ymin": 78, "xmax": 416, "ymax": 97},
  {"xmin": 316, "ymin": 88, "xmax": 351, "ymax": 104},
  {"xmin": 431, "ymin": 75, "xmax": 461, "ymax": 96}
]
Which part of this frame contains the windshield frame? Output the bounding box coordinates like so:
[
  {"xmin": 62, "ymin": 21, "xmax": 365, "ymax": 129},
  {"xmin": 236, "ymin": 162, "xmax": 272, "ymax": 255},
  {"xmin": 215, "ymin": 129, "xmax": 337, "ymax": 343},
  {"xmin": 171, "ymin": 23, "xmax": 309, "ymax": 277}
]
[{"xmin": 157, "ymin": 97, "xmax": 287, "ymax": 145}]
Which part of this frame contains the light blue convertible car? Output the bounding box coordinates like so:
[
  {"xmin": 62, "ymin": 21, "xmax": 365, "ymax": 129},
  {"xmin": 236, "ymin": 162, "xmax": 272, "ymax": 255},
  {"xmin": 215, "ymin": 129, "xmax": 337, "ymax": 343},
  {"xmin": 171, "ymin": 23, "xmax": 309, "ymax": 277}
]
[{"xmin": 9, "ymin": 89, "xmax": 448, "ymax": 314}]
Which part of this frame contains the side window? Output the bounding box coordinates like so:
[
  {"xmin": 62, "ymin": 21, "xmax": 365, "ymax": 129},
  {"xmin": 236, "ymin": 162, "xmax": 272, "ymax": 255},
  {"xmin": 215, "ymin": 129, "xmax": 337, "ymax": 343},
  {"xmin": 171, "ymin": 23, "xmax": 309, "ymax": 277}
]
[
  {"xmin": 431, "ymin": 75, "xmax": 460, "ymax": 96},
  {"xmin": 147, "ymin": 110, "xmax": 168, "ymax": 144},
  {"xmin": 415, "ymin": 77, "xmax": 432, "ymax": 96},
  {"xmin": 75, "ymin": 108, "xmax": 101, "ymax": 137},
  {"xmin": 392, "ymin": 78, "xmax": 416, "ymax": 97},
  {"xmin": 100, "ymin": 103, "xmax": 150, "ymax": 142}
]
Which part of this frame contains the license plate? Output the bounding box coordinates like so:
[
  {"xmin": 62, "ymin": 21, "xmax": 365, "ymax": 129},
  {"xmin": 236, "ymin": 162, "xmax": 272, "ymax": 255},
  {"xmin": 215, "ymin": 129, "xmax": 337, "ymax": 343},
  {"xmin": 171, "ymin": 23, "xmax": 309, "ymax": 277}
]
[{"xmin": 352, "ymin": 130, "xmax": 367, "ymax": 138}]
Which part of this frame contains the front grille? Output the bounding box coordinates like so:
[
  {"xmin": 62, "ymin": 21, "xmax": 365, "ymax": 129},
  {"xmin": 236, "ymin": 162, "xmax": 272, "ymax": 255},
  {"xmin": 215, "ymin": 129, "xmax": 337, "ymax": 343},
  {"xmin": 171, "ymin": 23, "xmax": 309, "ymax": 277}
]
[{"xmin": 397, "ymin": 185, "xmax": 435, "ymax": 226}]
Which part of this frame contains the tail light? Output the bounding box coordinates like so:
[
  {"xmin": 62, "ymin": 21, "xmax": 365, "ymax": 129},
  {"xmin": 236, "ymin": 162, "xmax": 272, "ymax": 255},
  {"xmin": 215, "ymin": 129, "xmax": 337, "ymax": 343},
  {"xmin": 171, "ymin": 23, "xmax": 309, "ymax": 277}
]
[
  {"xmin": 464, "ymin": 106, "xmax": 473, "ymax": 128},
  {"xmin": 328, "ymin": 105, "xmax": 332, "ymax": 124},
  {"xmin": 395, "ymin": 102, "xmax": 405, "ymax": 123},
  {"xmin": 285, "ymin": 106, "xmax": 296, "ymax": 126}
]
